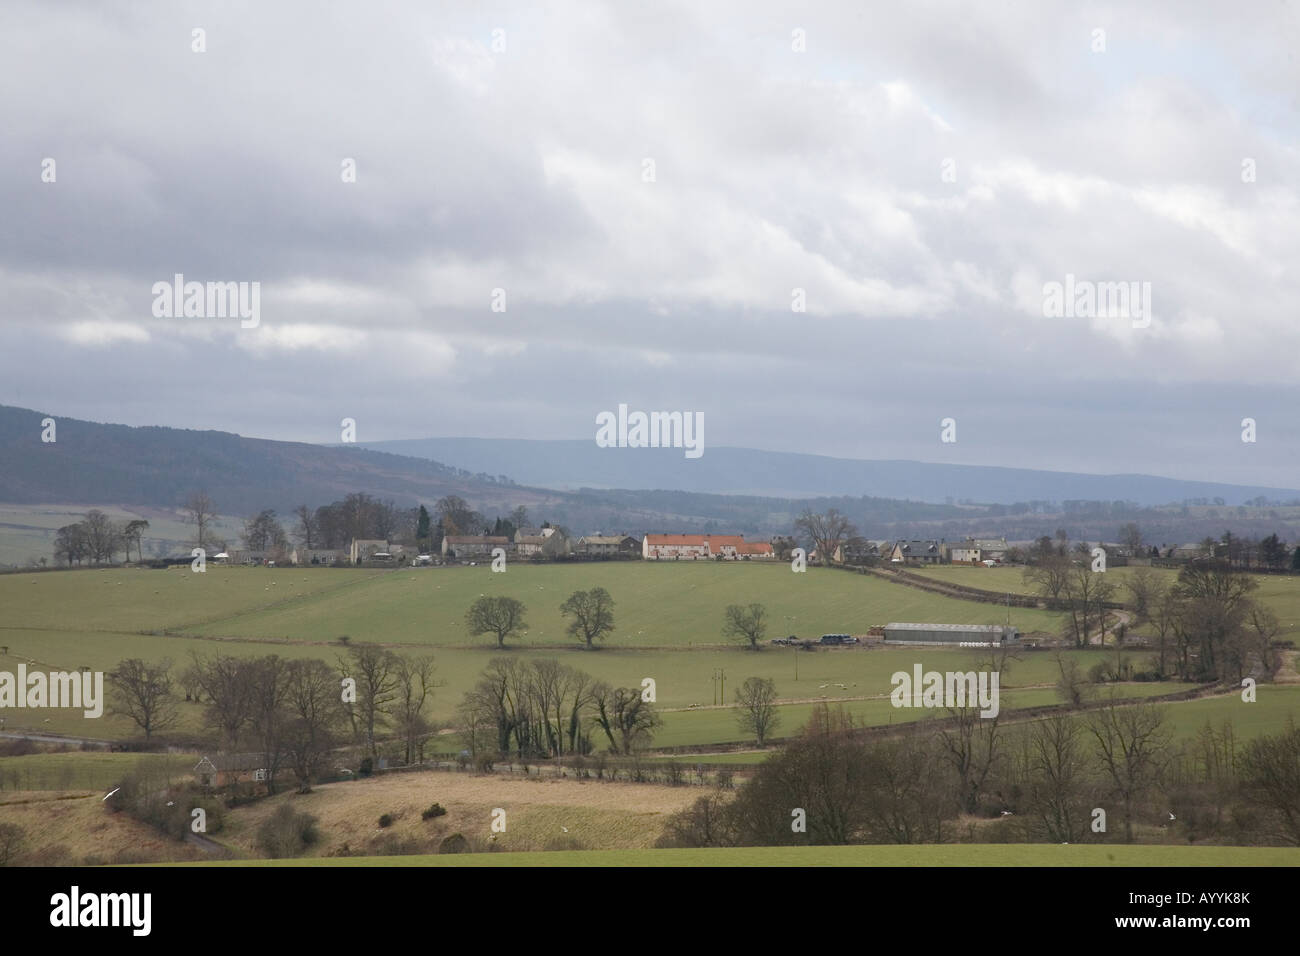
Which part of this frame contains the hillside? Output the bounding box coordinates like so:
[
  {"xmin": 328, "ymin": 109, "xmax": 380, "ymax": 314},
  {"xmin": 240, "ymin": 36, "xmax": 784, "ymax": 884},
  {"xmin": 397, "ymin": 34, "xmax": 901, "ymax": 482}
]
[
  {"xmin": 0, "ymin": 404, "xmax": 559, "ymax": 516},
  {"xmin": 354, "ymin": 437, "xmax": 1300, "ymax": 507}
]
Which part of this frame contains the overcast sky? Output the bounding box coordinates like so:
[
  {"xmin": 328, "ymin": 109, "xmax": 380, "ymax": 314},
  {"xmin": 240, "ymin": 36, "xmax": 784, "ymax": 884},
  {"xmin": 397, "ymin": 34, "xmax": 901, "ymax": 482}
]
[{"xmin": 2, "ymin": 1, "xmax": 1298, "ymax": 489}]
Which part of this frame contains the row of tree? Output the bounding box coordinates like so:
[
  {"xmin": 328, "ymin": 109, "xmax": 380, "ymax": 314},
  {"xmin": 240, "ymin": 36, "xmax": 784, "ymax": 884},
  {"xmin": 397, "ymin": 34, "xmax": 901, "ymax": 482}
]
[
  {"xmin": 106, "ymin": 647, "xmax": 439, "ymax": 793},
  {"xmin": 1025, "ymin": 558, "xmax": 1283, "ymax": 681},
  {"xmin": 457, "ymin": 658, "xmax": 661, "ymax": 761},
  {"xmin": 661, "ymin": 699, "xmax": 1300, "ymax": 848},
  {"xmin": 464, "ymin": 588, "xmax": 617, "ymax": 648},
  {"xmin": 54, "ymin": 511, "xmax": 149, "ymax": 566}
]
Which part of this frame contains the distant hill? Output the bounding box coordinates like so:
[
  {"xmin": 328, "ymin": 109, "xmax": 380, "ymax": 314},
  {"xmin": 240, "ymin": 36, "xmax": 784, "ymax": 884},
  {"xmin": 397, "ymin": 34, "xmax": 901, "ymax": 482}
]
[
  {"xmin": 353, "ymin": 437, "xmax": 1300, "ymax": 508},
  {"xmin": 0, "ymin": 404, "xmax": 555, "ymax": 516},
  {"xmin": 3, "ymin": 406, "xmax": 1299, "ymax": 559}
]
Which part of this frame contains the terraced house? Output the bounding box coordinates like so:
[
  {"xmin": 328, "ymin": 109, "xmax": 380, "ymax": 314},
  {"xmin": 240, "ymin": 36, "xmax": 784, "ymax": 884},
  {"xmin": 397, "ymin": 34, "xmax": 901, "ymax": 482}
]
[{"xmin": 641, "ymin": 533, "xmax": 774, "ymax": 560}]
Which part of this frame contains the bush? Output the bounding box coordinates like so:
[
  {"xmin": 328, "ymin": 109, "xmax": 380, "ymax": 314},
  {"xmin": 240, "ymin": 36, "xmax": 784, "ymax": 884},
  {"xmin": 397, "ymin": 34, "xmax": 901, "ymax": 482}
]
[
  {"xmin": 256, "ymin": 804, "xmax": 321, "ymax": 859},
  {"xmin": 421, "ymin": 803, "xmax": 447, "ymax": 821},
  {"xmin": 0, "ymin": 822, "xmax": 26, "ymax": 866},
  {"xmin": 378, "ymin": 813, "xmax": 394, "ymax": 829},
  {"xmin": 439, "ymin": 832, "xmax": 469, "ymax": 854},
  {"xmin": 359, "ymin": 757, "xmax": 373, "ymax": 777}
]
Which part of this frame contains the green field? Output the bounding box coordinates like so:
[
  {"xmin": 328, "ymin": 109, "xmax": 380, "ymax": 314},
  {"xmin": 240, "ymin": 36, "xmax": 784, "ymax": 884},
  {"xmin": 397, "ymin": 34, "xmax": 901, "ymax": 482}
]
[
  {"xmin": 174, "ymin": 843, "xmax": 1300, "ymax": 867},
  {"xmin": 915, "ymin": 563, "xmax": 1300, "ymax": 643},
  {"xmin": 0, "ymin": 752, "xmax": 196, "ymax": 791},
  {"xmin": 2, "ymin": 564, "xmax": 1297, "ymax": 749}
]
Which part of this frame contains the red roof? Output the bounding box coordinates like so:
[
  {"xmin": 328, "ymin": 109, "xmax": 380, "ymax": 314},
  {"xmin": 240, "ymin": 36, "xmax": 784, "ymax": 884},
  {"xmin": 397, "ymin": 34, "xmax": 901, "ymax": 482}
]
[{"xmin": 643, "ymin": 534, "xmax": 770, "ymax": 555}]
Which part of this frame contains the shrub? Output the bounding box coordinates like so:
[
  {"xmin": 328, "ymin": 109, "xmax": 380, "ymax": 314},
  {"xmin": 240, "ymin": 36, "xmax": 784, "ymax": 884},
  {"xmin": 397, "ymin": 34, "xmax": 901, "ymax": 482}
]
[
  {"xmin": 378, "ymin": 813, "xmax": 394, "ymax": 829},
  {"xmin": 439, "ymin": 832, "xmax": 469, "ymax": 854},
  {"xmin": 257, "ymin": 804, "xmax": 321, "ymax": 859},
  {"xmin": 421, "ymin": 803, "xmax": 447, "ymax": 821},
  {"xmin": 359, "ymin": 757, "xmax": 373, "ymax": 777},
  {"xmin": 0, "ymin": 823, "xmax": 25, "ymax": 866}
]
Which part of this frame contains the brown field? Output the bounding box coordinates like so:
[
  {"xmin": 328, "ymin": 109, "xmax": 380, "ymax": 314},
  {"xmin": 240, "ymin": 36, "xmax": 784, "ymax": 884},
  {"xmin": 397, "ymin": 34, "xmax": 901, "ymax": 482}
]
[
  {"xmin": 217, "ymin": 771, "xmax": 702, "ymax": 859},
  {"xmin": 0, "ymin": 790, "xmax": 205, "ymax": 866}
]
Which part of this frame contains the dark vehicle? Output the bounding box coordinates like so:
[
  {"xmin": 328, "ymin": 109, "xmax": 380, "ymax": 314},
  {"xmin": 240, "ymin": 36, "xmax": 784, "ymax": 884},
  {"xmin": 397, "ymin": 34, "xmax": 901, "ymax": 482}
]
[{"xmin": 819, "ymin": 633, "xmax": 858, "ymax": 646}]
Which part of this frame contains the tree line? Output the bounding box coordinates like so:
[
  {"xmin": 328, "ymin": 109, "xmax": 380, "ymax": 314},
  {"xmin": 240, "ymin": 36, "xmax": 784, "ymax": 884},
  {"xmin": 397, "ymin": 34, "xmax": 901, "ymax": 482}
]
[
  {"xmin": 105, "ymin": 646, "xmax": 438, "ymax": 794},
  {"xmin": 661, "ymin": 698, "xmax": 1300, "ymax": 849}
]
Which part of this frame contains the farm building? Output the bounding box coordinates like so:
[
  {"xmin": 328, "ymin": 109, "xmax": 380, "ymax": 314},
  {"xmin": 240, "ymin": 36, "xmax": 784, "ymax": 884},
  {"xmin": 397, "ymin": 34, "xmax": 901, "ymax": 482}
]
[
  {"xmin": 441, "ymin": 535, "xmax": 511, "ymax": 559},
  {"xmin": 883, "ymin": 622, "xmax": 1021, "ymax": 645},
  {"xmin": 576, "ymin": 534, "xmax": 640, "ymax": 556},
  {"xmin": 949, "ymin": 537, "xmax": 1010, "ymax": 563}
]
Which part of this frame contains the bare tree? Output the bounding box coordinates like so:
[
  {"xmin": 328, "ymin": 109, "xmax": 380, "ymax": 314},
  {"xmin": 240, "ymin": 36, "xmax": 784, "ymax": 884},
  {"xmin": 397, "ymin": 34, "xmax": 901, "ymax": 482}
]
[
  {"xmin": 1087, "ymin": 696, "xmax": 1172, "ymax": 842},
  {"xmin": 245, "ymin": 656, "xmax": 292, "ymax": 794},
  {"xmin": 1053, "ymin": 651, "xmax": 1090, "ymax": 708},
  {"xmin": 108, "ymin": 658, "xmax": 179, "ymax": 741},
  {"xmin": 1016, "ymin": 714, "xmax": 1098, "ymax": 843},
  {"xmin": 1125, "ymin": 566, "xmax": 1164, "ymax": 624},
  {"xmin": 1240, "ymin": 719, "xmax": 1300, "ymax": 845},
  {"xmin": 183, "ymin": 491, "xmax": 219, "ymax": 550},
  {"xmin": 293, "ymin": 505, "xmax": 318, "ymax": 549},
  {"xmin": 122, "ymin": 519, "xmax": 149, "ymax": 563},
  {"xmin": 592, "ymin": 683, "xmax": 660, "ymax": 753},
  {"xmin": 1023, "ymin": 553, "xmax": 1071, "ymax": 600},
  {"xmin": 192, "ymin": 654, "xmax": 255, "ymax": 750},
  {"xmin": 283, "ymin": 659, "xmax": 346, "ymax": 793},
  {"xmin": 393, "ymin": 655, "xmax": 439, "ymax": 765},
  {"xmin": 722, "ymin": 603, "xmax": 768, "ymax": 650},
  {"xmin": 734, "ymin": 676, "xmax": 781, "ymax": 745},
  {"xmin": 560, "ymin": 587, "xmax": 616, "ymax": 648},
  {"xmin": 793, "ymin": 508, "xmax": 857, "ymax": 566},
  {"xmin": 1060, "ymin": 565, "xmax": 1117, "ymax": 648},
  {"xmin": 339, "ymin": 645, "xmax": 400, "ymax": 758},
  {"xmin": 1119, "ymin": 522, "xmax": 1143, "ymax": 554},
  {"xmin": 465, "ymin": 596, "xmax": 527, "ymax": 648}
]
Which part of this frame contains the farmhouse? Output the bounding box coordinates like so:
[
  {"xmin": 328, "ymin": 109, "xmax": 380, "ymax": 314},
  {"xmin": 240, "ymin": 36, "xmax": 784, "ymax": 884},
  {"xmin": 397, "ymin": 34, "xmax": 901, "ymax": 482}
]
[
  {"xmin": 883, "ymin": 622, "xmax": 1021, "ymax": 645},
  {"xmin": 514, "ymin": 527, "xmax": 558, "ymax": 556},
  {"xmin": 194, "ymin": 753, "xmax": 273, "ymax": 788},
  {"xmin": 576, "ymin": 534, "xmax": 640, "ymax": 556},
  {"xmin": 889, "ymin": 539, "xmax": 944, "ymax": 565},
  {"xmin": 290, "ymin": 548, "xmax": 345, "ymax": 566},
  {"xmin": 948, "ymin": 537, "xmax": 1010, "ymax": 563},
  {"xmin": 641, "ymin": 533, "xmax": 775, "ymax": 561},
  {"xmin": 349, "ymin": 539, "xmax": 390, "ymax": 564},
  {"xmin": 442, "ymin": 535, "xmax": 510, "ymax": 559}
]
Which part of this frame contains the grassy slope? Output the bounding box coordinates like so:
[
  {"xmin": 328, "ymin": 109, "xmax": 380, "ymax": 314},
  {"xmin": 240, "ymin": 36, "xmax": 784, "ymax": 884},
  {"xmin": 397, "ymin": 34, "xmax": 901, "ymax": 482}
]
[{"xmin": 174, "ymin": 843, "xmax": 1300, "ymax": 867}]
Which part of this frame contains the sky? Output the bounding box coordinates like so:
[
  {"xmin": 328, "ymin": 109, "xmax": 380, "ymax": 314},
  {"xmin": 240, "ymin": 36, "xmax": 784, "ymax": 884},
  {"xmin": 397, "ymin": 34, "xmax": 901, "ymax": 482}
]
[{"xmin": 2, "ymin": 0, "xmax": 1298, "ymax": 489}]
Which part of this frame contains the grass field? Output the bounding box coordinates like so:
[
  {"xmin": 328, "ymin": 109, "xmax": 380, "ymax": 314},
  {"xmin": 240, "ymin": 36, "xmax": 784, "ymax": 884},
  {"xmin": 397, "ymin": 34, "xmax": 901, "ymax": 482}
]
[
  {"xmin": 1, "ymin": 563, "xmax": 1298, "ymax": 749},
  {"xmin": 915, "ymin": 563, "xmax": 1300, "ymax": 644},
  {"xmin": 175, "ymin": 843, "xmax": 1300, "ymax": 867},
  {"xmin": 0, "ymin": 752, "xmax": 197, "ymax": 791}
]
